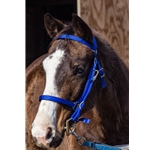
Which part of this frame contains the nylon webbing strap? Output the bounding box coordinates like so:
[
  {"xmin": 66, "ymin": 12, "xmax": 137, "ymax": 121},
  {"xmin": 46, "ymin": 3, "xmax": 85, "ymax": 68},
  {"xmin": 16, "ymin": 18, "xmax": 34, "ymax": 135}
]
[
  {"xmin": 82, "ymin": 141, "xmax": 122, "ymax": 150},
  {"xmin": 39, "ymin": 95, "xmax": 76, "ymax": 108},
  {"xmin": 56, "ymin": 34, "xmax": 97, "ymax": 51}
]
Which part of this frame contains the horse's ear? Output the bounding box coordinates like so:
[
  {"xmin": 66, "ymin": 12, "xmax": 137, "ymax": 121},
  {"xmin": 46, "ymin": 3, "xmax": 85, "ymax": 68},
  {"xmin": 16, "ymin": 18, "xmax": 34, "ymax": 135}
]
[
  {"xmin": 44, "ymin": 13, "xmax": 65, "ymax": 38},
  {"xmin": 72, "ymin": 13, "xmax": 93, "ymax": 44}
]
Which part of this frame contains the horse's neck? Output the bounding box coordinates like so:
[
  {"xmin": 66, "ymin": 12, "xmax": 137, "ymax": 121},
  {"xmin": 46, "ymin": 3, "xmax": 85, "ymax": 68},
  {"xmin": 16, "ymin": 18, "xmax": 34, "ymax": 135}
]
[{"xmin": 78, "ymin": 107, "xmax": 105, "ymax": 140}]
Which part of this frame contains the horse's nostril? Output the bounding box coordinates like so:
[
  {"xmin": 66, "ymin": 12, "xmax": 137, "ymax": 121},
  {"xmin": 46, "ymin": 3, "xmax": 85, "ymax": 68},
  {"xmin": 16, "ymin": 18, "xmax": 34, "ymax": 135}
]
[{"xmin": 45, "ymin": 127, "xmax": 53, "ymax": 141}]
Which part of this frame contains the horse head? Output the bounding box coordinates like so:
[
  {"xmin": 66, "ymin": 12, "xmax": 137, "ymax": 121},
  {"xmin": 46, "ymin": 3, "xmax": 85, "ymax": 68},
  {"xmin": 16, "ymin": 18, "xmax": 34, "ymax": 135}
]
[{"xmin": 31, "ymin": 13, "xmax": 129, "ymax": 149}]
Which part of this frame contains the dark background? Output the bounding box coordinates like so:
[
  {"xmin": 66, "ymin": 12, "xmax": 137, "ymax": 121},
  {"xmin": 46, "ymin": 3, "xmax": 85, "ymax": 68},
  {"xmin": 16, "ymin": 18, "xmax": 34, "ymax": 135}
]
[{"xmin": 26, "ymin": 0, "xmax": 77, "ymax": 67}]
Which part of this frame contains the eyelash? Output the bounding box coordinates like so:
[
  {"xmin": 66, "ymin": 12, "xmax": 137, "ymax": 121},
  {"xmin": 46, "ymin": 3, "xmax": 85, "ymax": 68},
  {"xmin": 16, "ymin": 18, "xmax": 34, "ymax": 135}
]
[{"xmin": 73, "ymin": 65, "xmax": 85, "ymax": 75}]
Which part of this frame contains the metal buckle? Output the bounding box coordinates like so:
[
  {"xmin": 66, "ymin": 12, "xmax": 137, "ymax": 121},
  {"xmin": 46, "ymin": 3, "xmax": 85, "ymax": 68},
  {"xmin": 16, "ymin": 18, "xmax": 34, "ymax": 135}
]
[
  {"xmin": 71, "ymin": 130, "xmax": 86, "ymax": 145},
  {"xmin": 93, "ymin": 67, "xmax": 105, "ymax": 81},
  {"xmin": 64, "ymin": 118, "xmax": 75, "ymax": 136},
  {"xmin": 93, "ymin": 70, "xmax": 99, "ymax": 81}
]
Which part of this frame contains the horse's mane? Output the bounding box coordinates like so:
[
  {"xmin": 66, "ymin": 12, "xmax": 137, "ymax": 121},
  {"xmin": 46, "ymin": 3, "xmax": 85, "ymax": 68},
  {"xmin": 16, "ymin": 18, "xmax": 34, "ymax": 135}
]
[{"xmin": 93, "ymin": 29, "xmax": 129, "ymax": 144}]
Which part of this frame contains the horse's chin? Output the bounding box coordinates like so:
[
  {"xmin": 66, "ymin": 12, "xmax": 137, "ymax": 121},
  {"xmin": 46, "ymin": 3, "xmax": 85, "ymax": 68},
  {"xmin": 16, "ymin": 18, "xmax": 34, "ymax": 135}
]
[
  {"xmin": 49, "ymin": 136, "xmax": 63, "ymax": 148},
  {"xmin": 35, "ymin": 136, "xmax": 63, "ymax": 149}
]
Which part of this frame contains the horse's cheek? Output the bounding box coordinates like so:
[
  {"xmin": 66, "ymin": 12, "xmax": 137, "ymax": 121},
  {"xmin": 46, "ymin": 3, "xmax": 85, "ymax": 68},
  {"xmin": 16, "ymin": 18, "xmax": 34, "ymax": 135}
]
[
  {"xmin": 56, "ymin": 105, "xmax": 71, "ymax": 131},
  {"xmin": 71, "ymin": 78, "xmax": 85, "ymax": 100}
]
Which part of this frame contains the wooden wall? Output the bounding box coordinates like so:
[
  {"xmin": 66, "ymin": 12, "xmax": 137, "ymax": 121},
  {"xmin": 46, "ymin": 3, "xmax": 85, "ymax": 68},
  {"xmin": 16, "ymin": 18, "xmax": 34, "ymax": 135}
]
[{"xmin": 79, "ymin": 0, "xmax": 129, "ymax": 67}]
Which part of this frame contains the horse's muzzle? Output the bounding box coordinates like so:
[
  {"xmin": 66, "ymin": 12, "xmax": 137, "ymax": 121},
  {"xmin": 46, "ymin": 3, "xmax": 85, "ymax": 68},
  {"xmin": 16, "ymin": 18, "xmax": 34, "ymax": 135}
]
[{"xmin": 32, "ymin": 126, "xmax": 62, "ymax": 149}]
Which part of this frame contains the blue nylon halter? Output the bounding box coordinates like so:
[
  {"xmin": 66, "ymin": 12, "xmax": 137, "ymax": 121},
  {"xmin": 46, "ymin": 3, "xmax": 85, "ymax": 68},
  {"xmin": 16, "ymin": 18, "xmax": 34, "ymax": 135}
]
[{"xmin": 39, "ymin": 34, "xmax": 106, "ymax": 124}]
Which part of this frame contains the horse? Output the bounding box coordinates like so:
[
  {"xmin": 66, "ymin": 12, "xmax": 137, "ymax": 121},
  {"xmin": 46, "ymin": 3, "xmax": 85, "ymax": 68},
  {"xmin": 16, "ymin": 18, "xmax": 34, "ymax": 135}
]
[{"xmin": 26, "ymin": 13, "xmax": 129, "ymax": 150}]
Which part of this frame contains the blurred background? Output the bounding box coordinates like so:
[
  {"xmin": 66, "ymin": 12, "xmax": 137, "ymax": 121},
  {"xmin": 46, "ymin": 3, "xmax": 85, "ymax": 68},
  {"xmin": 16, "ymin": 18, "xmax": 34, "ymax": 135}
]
[{"xmin": 26, "ymin": 0, "xmax": 129, "ymax": 68}]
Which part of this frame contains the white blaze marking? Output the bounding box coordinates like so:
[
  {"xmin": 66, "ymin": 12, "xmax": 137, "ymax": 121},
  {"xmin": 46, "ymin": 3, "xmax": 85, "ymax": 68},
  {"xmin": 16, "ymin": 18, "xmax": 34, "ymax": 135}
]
[{"xmin": 32, "ymin": 48, "xmax": 65, "ymax": 142}]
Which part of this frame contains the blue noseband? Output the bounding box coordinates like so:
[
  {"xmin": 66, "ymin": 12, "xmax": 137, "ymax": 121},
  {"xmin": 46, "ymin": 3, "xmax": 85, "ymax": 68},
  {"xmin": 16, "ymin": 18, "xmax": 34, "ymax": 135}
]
[{"xmin": 39, "ymin": 34, "xmax": 106, "ymax": 123}]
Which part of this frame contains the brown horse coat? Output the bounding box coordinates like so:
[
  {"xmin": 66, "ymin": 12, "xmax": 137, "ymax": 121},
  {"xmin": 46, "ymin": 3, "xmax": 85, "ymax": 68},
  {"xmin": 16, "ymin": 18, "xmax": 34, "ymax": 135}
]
[{"xmin": 26, "ymin": 13, "xmax": 128, "ymax": 150}]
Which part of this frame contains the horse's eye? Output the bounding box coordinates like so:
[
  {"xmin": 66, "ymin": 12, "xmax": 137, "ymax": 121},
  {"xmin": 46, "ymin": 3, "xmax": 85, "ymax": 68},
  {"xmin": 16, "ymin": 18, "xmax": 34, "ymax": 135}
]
[{"xmin": 74, "ymin": 66, "xmax": 85, "ymax": 75}]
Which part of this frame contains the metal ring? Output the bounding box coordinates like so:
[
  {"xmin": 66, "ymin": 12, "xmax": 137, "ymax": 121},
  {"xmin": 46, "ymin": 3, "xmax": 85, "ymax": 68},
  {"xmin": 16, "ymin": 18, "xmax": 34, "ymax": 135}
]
[
  {"xmin": 77, "ymin": 136, "xmax": 86, "ymax": 145},
  {"xmin": 78, "ymin": 101, "xmax": 84, "ymax": 110},
  {"xmin": 93, "ymin": 70, "xmax": 99, "ymax": 81}
]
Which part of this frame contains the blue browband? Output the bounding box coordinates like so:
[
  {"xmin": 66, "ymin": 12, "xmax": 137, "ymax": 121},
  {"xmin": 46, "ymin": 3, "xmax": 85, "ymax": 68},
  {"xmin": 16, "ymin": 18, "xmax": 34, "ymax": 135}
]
[
  {"xmin": 39, "ymin": 34, "xmax": 106, "ymax": 123},
  {"xmin": 56, "ymin": 34, "xmax": 97, "ymax": 51}
]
